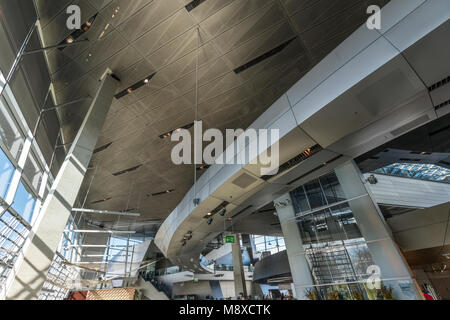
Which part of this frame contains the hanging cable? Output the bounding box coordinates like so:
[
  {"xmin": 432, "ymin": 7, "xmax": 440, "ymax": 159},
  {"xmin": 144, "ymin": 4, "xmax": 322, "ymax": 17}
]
[{"xmin": 193, "ymin": 27, "xmax": 200, "ymax": 203}]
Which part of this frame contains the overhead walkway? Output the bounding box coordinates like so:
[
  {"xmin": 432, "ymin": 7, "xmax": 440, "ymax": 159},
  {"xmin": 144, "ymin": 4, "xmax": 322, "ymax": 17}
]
[
  {"xmin": 136, "ymin": 277, "xmax": 169, "ymax": 300},
  {"xmin": 386, "ymin": 201, "xmax": 450, "ymax": 252},
  {"xmin": 364, "ymin": 172, "xmax": 450, "ymax": 209},
  {"xmin": 154, "ymin": 1, "xmax": 450, "ymax": 274},
  {"xmin": 253, "ymin": 250, "xmax": 291, "ymax": 285}
]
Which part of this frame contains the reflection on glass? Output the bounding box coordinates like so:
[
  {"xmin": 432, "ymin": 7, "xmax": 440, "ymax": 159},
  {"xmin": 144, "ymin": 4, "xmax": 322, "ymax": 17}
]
[
  {"xmin": 12, "ymin": 181, "xmax": 36, "ymax": 223},
  {"xmin": 23, "ymin": 150, "xmax": 43, "ymax": 192},
  {"xmin": 319, "ymin": 173, "xmax": 346, "ymax": 204},
  {"xmin": 304, "ymin": 180, "xmax": 327, "ymax": 209},
  {"xmin": 0, "ymin": 147, "xmax": 14, "ymax": 198},
  {"xmin": 291, "ymin": 186, "xmax": 310, "ymax": 214},
  {"xmin": 374, "ymin": 163, "xmax": 450, "ymax": 183},
  {"xmin": 0, "ymin": 96, "xmax": 24, "ymax": 160}
]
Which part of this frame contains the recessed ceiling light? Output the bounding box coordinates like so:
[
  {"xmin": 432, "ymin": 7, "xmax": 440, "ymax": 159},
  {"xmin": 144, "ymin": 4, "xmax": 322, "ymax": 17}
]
[{"xmin": 66, "ymin": 37, "xmax": 74, "ymax": 44}]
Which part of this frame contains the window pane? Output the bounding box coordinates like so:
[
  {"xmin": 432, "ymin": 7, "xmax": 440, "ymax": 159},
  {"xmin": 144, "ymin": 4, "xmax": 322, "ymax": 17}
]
[
  {"xmin": 319, "ymin": 172, "xmax": 346, "ymax": 204},
  {"xmin": 304, "ymin": 180, "xmax": 327, "ymax": 209},
  {"xmin": 12, "ymin": 181, "xmax": 36, "ymax": 223},
  {"xmin": 0, "ymin": 96, "xmax": 24, "ymax": 159},
  {"xmin": 0, "ymin": 147, "xmax": 14, "ymax": 198},
  {"xmin": 23, "ymin": 150, "xmax": 43, "ymax": 192},
  {"xmin": 291, "ymin": 186, "xmax": 310, "ymax": 214}
]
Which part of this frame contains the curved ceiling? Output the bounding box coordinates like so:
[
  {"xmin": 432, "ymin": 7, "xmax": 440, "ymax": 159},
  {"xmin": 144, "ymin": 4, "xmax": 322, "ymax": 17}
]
[{"xmin": 35, "ymin": 0, "xmax": 390, "ymax": 225}]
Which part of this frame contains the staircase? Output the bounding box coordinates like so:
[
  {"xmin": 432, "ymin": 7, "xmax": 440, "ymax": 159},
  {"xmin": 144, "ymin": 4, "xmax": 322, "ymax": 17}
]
[{"xmin": 136, "ymin": 277, "xmax": 169, "ymax": 300}]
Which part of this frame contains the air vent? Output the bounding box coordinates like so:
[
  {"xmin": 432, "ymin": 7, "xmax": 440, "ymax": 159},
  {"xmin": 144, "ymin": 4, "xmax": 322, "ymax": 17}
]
[
  {"xmin": 287, "ymin": 155, "xmax": 343, "ymax": 185},
  {"xmin": 150, "ymin": 189, "xmax": 175, "ymax": 197},
  {"xmin": 232, "ymin": 173, "xmax": 257, "ymax": 189},
  {"xmin": 159, "ymin": 122, "xmax": 195, "ymax": 139},
  {"xmin": 58, "ymin": 13, "xmax": 98, "ymax": 50},
  {"xmin": 115, "ymin": 73, "xmax": 156, "ymax": 99},
  {"xmin": 234, "ymin": 37, "xmax": 296, "ymax": 74},
  {"xmin": 93, "ymin": 142, "xmax": 112, "ymax": 154},
  {"xmin": 185, "ymin": 0, "xmax": 207, "ymax": 12},
  {"xmin": 428, "ymin": 75, "xmax": 450, "ymax": 92},
  {"xmin": 261, "ymin": 144, "xmax": 322, "ymax": 181},
  {"xmin": 429, "ymin": 124, "xmax": 450, "ymax": 137},
  {"xmin": 435, "ymin": 99, "xmax": 450, "ymax": 111},
  {"xmin": 399, "ymin": 158, "xmax": 421, "ymax": 162},
  {"xmin": 231, "ymin": 205, "xmax": 253, "ymax": 219},
  {"xmin": 91, "ymin": 197, "xmax": 111, "ymax": 204},
  {"xmin": 112, "ymin": 164, "xmax": 142, "ymax": 176}
]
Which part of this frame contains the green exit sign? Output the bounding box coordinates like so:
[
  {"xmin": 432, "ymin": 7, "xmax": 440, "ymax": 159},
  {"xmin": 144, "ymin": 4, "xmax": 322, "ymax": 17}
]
[{"xmin": 225, "ymin": 236, "xmax": 235, "ymax": 244}]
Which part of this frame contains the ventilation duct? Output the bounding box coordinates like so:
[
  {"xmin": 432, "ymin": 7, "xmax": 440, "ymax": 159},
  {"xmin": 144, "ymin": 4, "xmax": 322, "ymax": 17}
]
[
  {"xmin": 234, "ymin": 37, "xmax": 296, "ymax": 74},
  {"xmin": 150, "ymin": 189, "xmax": 175, "ymax": 197},
  {"xmin": 185, "ymin": 0, "xmax": 207, "ymax": 12},
  {"xmin": 428, "ymin": 75, "xmax": 450, "ymax": 92},
  {"xmin": 115, "ymin": 73, "xmax": 156, "ymax": 99},
  {"xmin": 93, "ymin": 142, "xmax": 112, "ymax": 154},
  {"xmin": 58, "ymin": 13, "xmax": 98, "ymax": 50},
  {"xmin": 112, "ymin": 164, "xmax": 142, "ymax": 176},
  {"xmin": 261, "ymin": 144, "xmax": 322, "ymax": 181},
  {"xmin": 287, "ymin": 155, "xmax": 343, "ymax": 185}
]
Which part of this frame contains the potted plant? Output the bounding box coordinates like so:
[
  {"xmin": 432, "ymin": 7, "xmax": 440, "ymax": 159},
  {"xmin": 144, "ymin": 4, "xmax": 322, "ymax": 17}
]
[
  {"xmin": 305, "ymin": 289, "xmax": 318, "ymax": 300},
  {"xmin": 380, "ymin": 285, "xmax": 395, "ymax": 300}
]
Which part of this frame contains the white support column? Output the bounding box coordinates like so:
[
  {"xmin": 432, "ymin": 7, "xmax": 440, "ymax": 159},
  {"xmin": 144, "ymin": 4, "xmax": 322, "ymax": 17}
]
[
  {"xmin": 274, "ymin": 193, "xmax": 315, "ymax": 300},
  {"xmin": 334, "ymin": 160, "xmax": 423, "ymax": 300},
  {"xmin": 231, "ymin": 234, "xmax": 247, "ymax": 298},
  {"xmin": 5, "ymin": 73, "xmax": 118, "ymax": 300}
]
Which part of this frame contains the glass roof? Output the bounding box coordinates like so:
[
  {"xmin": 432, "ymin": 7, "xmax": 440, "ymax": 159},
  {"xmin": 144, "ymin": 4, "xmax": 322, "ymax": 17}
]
[{"xmin": 374, "ymin": 163, "xmax": 450, "ymax": 183}]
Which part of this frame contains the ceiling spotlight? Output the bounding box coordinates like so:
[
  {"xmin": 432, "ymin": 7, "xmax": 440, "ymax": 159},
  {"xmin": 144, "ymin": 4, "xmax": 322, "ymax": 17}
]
[
  {"xmin": 127, "ymin": 88, "xmax": 132, "ymax": 94},
  {"xmin": 207, "ymin": 217, "xmax": 213, "ymax": 225},
  {"xmin": 66, "ymin": 37, "xmax": 74, "ymax": 44},
  {"xmin": 206, "ymin": 212, "xmax": 212, "ymax": 216},
  {"xmin": 218, "ymin": 207, "xmax": 226, "ymax": 216},
  {"xmin": 143, "ymin": 78, "xmax": 149, "ymax": 84}
]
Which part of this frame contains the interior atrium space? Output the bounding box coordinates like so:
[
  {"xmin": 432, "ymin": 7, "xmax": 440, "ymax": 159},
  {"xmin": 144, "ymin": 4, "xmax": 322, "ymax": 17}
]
[{"xmin": 0, "ymin": 0, "xmax": 449, "ymax": 309}]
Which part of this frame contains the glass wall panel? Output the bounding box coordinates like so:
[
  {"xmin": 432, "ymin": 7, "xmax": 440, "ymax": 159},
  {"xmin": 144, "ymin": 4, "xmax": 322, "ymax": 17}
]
[
  {"xmin": 291, "ymin": 186, "xmax": 310, "ymax": 214},
  {"xmin": 319, "ymin": 172, "xmax": 346, "ymax": 204},
  {"xmin": 304, "ymin": 180, "xmax": 327, "ymax": 209},
  {"xmin": 23, "ymin": 149, "xmax": 43, "ymax": 192},
  {"xmin": 0, "ymin": 211, "xmax": 30, "ymax": 282},
  {"xmin": 0, "ymin": 147, "xmax": 14, "ymax": 198},
  {"xmin": 12, "ymin": 181, "xmax": 36, "ymax": 223},
  {"xmin": 289, "ymin": 172, "xmax": 406, "ymax": 300},
  {"xmin": 0, "ymin": 96, "xmax": 25, "ymax": 160}
]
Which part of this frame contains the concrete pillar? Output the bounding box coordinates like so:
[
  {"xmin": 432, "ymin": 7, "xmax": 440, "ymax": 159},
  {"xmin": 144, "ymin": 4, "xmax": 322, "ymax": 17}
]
[
  {"xmin": 231, "ymin": 233, "xmax": 247, "ymax": 298},
  {"xmin": 274, "ymin": 194, "xmax": 315, "ymax": 300},
  {"xmin": 334, "ymin": 160, "xmax": 423, "ymax": 300},
  {"xmin": 6, "ymin": 73, "xmax": 118, "ymax": 300}
]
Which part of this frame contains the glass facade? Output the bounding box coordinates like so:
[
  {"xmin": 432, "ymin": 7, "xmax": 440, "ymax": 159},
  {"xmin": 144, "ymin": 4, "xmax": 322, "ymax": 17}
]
[
  {"xmin": 374, "ymin": 163, "xmax": 450, "ymax": 183},
  {"xmin": 0, "ymin": 68, "xmax": 59, "ymax": 294},
  {"xmin": 252, "ymin": 235, "xmax": 286, "ymax": 255},
  {"xmin": 289, "ymin": 171, "xmax": 415, "ymax": 300},
  {"xmin": 39, "ymin": 216, "xmax": 82, "ymax": 300}
]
